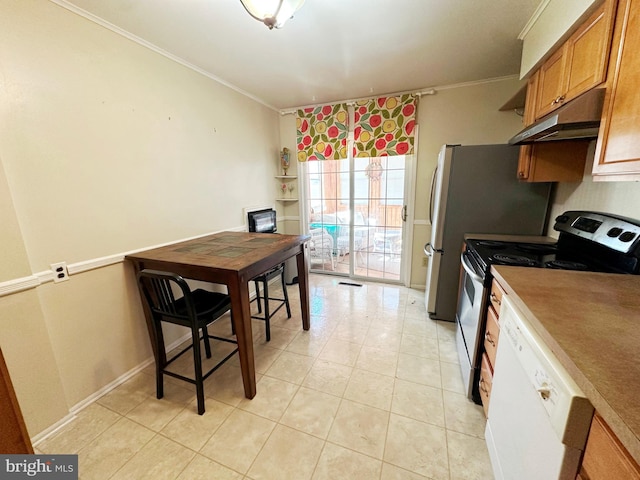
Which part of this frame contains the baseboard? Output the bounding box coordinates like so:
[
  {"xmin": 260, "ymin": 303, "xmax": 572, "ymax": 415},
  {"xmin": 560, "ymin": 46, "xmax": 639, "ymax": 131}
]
[{"xmin": 30, "ymin": 332, "xmax": 191, "ymax": 447}]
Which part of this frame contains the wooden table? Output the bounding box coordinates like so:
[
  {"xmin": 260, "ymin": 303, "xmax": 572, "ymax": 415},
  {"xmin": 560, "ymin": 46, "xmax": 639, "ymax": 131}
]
[{"xmin": 126, "ymin": 231, "xmax": 310, "ymax": 399}]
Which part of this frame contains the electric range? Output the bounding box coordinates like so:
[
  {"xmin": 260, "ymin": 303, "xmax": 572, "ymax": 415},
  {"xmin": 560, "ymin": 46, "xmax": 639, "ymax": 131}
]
[{"xmin": 456, "ymin": 210, "xmax": 640, "ymax": 404}]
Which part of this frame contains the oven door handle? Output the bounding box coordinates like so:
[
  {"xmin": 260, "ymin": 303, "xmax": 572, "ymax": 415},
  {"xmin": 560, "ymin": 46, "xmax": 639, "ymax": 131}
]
[{"xmin": 460, "ymin": 252, "xmax": 483, "ymax": 284}]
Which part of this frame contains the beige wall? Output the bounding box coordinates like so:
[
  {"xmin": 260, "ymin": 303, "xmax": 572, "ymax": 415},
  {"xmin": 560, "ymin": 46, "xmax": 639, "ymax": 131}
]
[
  {"xmin": 1, "ymin": 0, "xmax": 280, "ymax": 438},
  {"xmin": 0, "ymin": 160, "xmax": 69, "ymax": 436}
]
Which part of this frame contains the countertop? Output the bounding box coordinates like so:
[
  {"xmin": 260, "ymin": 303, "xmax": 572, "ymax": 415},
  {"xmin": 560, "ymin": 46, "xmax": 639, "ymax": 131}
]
[{"xmin": 491, "ymin": 265, "xmax": 640, "ymax": 464}]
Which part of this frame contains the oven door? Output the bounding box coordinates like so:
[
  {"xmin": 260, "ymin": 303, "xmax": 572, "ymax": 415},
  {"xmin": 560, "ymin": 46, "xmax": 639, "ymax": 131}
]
[{"xmin": 456, "ymin": 250, "xmax": 486, "ymax": 401}]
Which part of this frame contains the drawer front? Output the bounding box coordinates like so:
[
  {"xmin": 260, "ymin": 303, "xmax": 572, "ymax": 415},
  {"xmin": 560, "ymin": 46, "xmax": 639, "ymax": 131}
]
[
  {"xmin": 489, "ymin": 280, "xmax": 505, "ymax": 314},
  {"xmin": 479, "ymin": 353, "xmax": 493, "ymax": 418},
  {"xmin": 484, "ymin": 306, "xmax": 500, "ymax": 369}
]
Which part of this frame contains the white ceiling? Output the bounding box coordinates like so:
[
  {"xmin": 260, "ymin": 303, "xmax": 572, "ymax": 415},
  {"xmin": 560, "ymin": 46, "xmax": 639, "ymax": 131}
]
[{"xmin": 56, "ymin": 0, "xmax": 541, "ymax": 110}]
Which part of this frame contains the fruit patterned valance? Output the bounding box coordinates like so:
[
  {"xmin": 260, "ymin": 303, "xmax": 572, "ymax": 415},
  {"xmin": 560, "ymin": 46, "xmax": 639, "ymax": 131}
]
[
  {"xmin": 353, "ymin": 94, "xmax": 417, "ymax": 157},
  {"xmin": 296, "ymin": 103, "xmax": 348, "ymax": 161}
]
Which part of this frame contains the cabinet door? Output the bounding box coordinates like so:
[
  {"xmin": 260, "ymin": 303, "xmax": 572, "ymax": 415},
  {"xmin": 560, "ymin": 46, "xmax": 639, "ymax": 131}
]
[
  {"xmin": 579, "ymin": 413, "xmax": 640, "ymax": 479},
  {"xmin": 489, "ymin": 279, "xmax": 505, "ymax": 314},
  {"xmin": 518, "ymin": 73, "xmax": 539, "ymax": 180},
  {"xmin": 593, "ymin": 0, "xmax": 640, "ymax": 180},
  {"xmin": 564, "ymin": 1, "xmax": 615, "ymax": 101},
  {"xmin": 535, "ymin": 47, "xmax": 567, "ymax": 119},
  {"xmin": 479, "ymin": 353, "xmax": 493, "ymax": 419},
  {"xmin": 484, "ymin": 306, "xmax": 500, "ymax": 369},
  {"xmin": 527, "ymin": 141, "xmax": 589, "ymax": 183}
]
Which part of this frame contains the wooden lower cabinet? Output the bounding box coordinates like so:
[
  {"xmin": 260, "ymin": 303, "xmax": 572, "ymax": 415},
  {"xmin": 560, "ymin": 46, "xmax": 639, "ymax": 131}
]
[
  {"xmin": 579, "ymin": 413, "xmax": 640, "ymax": 479},
  {"xmin": 478, "ymin": 278, "xmax": 505, "ymax": 418},
  {"xmin": 479, "ymin": 354, "xmax": 493, "ymax": 419}
]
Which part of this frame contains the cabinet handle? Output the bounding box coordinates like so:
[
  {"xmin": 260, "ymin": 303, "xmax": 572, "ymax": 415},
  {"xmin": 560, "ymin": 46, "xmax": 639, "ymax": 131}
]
[
  {"xmin": 551, "ymin": 95, "xmax": 566, "ymax": 107},
  {"xmin": 485, "ymin": 332, "xmax": 495, "ymax": 347},
  {"xmin": 490, "ymin": 293, "xmax": 501, "ymax": 305},
  {"xmin": 518, "ymin": 171, "xmax": 525, "ymax": 178},
  {"xmin": 479, "ymin": 378, "xmax": 489, "ymax": 395}
]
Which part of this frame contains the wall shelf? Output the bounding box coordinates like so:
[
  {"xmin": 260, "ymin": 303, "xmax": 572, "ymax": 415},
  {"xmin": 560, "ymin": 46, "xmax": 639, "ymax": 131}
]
[{"xmin": 276, "ymin": 176, "xmax": 297, "ymax": 203}]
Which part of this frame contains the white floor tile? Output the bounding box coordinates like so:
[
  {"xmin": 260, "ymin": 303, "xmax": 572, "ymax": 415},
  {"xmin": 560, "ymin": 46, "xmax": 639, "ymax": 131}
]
[{"xmin": 39, "ymin": 274, "xmax": 493, "ymax": 480}]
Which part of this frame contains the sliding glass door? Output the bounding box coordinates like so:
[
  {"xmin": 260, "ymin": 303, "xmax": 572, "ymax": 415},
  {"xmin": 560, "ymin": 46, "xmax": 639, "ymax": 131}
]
[{"xmin": 304, "ymin": 155, "xmax": 408, "ymax": 282}]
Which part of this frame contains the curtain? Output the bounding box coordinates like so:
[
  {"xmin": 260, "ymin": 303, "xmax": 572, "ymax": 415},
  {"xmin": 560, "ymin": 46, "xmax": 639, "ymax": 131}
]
[
  {"xmin": 296, "ymin": 103, "xmax": 349, "ymax": 161},
  {"xmin": 353, "ymin": 94, "xmax": 417, "ymax": 157}
]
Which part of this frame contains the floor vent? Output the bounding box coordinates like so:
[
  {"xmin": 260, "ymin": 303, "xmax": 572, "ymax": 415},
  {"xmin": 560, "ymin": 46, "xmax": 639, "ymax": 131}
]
[{"xmin": 338, "ymin": 281, "xmax": 363, "ymax": 287}]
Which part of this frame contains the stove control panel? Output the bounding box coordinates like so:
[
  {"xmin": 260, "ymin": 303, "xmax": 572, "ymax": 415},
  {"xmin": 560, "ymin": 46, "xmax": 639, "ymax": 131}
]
[{"xmin": 554, "ymin": 211, "xmax": 640, "ymax": 254}]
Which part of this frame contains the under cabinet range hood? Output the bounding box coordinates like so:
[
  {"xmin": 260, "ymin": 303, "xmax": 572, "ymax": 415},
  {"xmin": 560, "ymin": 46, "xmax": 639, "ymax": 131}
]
[{"xmin": 508, "ymin": 88, "xmax": 605, "ymax": 145}]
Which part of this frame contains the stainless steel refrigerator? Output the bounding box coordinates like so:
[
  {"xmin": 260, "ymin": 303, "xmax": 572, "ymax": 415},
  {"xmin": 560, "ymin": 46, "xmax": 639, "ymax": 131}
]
[{"xmin": 424, "ymin": 144, "xmax": 551, "ymax": 321}]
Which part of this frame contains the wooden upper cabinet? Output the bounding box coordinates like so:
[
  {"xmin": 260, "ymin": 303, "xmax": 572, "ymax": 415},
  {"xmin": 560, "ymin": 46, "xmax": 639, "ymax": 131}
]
[
  {"xmin": 534, "ymin": 0, "xmax": 616, "ymax": 120},
  {"xmin": 517, "ymin": 70, "xmax": 590, "ymax": 182},
  {"xmin": 516, "ymin": 0, "xmax": 616, "ymax": 183},
  {"xmin": 518, "ymin": 140, "xmax": 589, "ymax": 184},
  {"xmin": 593, "ymin": 0, "xmax": 640, "ymax": 180},
  {"xmin": 535, "ymin": 47, "xmax": 567, "ymax": 119}
]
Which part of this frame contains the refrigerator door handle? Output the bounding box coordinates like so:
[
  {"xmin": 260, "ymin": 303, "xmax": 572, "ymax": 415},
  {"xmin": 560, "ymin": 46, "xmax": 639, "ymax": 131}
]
[
  {"xmin": 424, "ymin": 243, "xmax": 443, "ymax": 257},
  {"xmin": 460, "ymin": 252, "xmax": 483, "ymax": 284},
  {"xmin": 428, "ymin": 165, "xmax": 438, "ymax": 225}
]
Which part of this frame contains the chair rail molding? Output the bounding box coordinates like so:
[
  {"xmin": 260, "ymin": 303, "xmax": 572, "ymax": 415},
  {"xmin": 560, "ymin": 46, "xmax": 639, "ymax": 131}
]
[
  {"xmin": 0, "ymin": 275, "xmax": 41, "ymax": 298},
  {"xmin": 0, "ymin": 225, "xmax": 246, "ymax": 297}
]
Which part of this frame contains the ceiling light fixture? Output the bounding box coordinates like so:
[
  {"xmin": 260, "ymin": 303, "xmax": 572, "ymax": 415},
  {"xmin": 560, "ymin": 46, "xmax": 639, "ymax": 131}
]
[{"xmin": 239, "ymin": 0, "xmax": 306, "ymax": 29}]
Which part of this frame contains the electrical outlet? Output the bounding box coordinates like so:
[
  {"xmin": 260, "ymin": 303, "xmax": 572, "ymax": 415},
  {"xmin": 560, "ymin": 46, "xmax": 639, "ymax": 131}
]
[
  {"xmin": 50, "ymin": 262, "xmax": 69, "ymax": 283},
  {"xmin": 422, "ymin": 257, "xmax": 428, "ymax": 267}
]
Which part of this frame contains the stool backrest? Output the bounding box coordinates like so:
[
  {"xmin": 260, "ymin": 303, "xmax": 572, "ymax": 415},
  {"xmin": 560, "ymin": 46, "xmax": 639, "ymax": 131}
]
[{"xmin": 137, "ymin": 269, "xmax": 196, "ymax": 325}]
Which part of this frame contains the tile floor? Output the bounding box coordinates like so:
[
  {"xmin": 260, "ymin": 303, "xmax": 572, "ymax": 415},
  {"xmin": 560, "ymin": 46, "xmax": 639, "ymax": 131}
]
[{"xmin": 35, "ymin": 274, "xmax": 493, "ymax": 480}]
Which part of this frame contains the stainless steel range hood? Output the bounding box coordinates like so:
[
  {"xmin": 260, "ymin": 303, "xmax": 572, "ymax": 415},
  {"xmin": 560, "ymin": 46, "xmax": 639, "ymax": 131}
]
[{"xmin": 508, "ymin": 88, "xmax": 605, "ymax": 145}]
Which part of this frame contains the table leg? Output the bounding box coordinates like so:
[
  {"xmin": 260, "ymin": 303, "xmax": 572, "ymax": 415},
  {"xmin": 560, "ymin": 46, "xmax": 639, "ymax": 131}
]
[
  {"xmin": 227, "ymin": 278, "xmax": 256, "ymax": 399},
  {"xmin": 296, "ymin": 248, "xmax": 310, "ymax": 331}
]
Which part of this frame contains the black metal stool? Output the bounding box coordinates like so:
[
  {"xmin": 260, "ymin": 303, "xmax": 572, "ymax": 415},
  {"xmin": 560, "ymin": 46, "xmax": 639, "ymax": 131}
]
[
  {"xmin": 251, "ymin": 263, "xmax": 291, "ymax": 341},
  {"xmin": 136, "ymin": 269, "xmax": 238, "ymax": 415}
]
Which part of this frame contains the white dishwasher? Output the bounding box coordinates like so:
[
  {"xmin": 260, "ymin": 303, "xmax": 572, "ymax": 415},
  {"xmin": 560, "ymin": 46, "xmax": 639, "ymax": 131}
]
[{"xmin": 485, "ymin": 296, "xmax": 594, "ymax": 480}]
